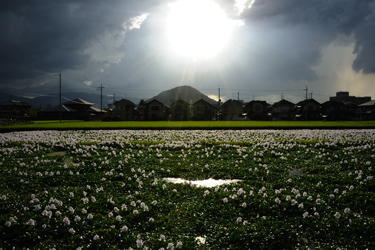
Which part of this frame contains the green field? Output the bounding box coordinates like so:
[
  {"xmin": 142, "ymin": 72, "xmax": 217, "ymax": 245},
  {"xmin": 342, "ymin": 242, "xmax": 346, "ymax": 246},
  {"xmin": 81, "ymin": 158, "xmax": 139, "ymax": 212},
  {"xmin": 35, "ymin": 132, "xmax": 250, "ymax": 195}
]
[
  {"xmin": 1, "ymin": 120, "xmax": 375, "ymax": 130},
  {"xmin": 0, "ymin": 130, "xmax": 374, "ymax": 249}
]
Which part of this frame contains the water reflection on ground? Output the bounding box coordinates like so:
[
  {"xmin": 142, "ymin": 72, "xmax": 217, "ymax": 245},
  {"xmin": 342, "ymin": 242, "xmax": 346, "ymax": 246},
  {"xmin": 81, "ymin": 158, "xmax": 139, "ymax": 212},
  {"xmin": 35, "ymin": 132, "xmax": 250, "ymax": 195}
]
[{"xmin": 164, "ymin": 177, "xmax": 242, "ymax": 188}]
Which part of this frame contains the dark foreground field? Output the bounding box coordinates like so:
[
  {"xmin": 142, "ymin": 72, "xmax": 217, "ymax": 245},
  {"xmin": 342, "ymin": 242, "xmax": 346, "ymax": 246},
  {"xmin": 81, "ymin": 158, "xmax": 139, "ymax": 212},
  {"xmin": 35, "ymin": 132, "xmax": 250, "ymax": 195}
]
[
  {"xmin": 1, "ymin": 120, "xmax": 375, "ymax": 131},
  {"xmin": 0, "ymin": 130, "xmax": 374, "ymax": 249}
]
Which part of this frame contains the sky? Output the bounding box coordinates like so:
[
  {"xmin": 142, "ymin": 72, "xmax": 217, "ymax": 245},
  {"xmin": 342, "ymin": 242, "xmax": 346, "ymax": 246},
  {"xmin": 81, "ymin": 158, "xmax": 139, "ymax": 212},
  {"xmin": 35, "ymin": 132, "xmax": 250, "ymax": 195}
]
[{"xmin": 1, "ymin": 0, "xmax": 375, "ymax": 103}]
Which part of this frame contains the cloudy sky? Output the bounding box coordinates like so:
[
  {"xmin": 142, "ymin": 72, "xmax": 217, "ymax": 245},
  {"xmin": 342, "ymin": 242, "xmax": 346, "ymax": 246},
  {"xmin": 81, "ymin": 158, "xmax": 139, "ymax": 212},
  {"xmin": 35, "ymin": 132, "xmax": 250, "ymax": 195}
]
[{"xmin": 1, "ymin": 0, "xmax": 375, "ymax": 103}]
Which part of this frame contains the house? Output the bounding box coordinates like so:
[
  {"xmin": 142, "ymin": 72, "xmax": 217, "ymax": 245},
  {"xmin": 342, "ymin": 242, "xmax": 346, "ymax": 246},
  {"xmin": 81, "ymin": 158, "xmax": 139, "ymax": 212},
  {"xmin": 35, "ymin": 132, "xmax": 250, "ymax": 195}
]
[
  {"xmin": 0, "ymin": 100, "xmax": 31, "ymax": 120},
  {"xmin": 40, "ymin": 98, "xmax": 105, "ymax": 120},
  {"xmin": 192, "ymin": 99, "xmax": 217, "ymax": 121},
  {"xmin": 272, "ymin": 99, "xmax": 295, "ymax": 121},
  {"xmin": 295, "ymin": 99, "xmax": 321, "ymax": 120},
  {"xmin": 112, "ymin": 99, "xmax": 137, "ymax": 120},
  {"xmin": 244, "ymin": 100, "xmax": 270, "ymax": 120},
  {"xmin": 169, "ymin": 100, "xmax": 191, "ymax": 121},
  {"xmin": 321, "ymin": 100, "xmax": 354, "ymax": 121},
  {"xmin": 221, "ymin": 100, "xmax": 244, "ymax": 120},
  {"xmin": 330, "ymin": 91, "xmax": 370, "ymax": 105},
  {"xmin": 39, "ymin": 104, "xmax": 75, "ymax": 120},
  {"xmin": 357, "ymin": 100, "xmax": 375, "ymax": 121},
  {"xmin": 145, "ymin": 99, "xmax": 169, "ymax": 121}
]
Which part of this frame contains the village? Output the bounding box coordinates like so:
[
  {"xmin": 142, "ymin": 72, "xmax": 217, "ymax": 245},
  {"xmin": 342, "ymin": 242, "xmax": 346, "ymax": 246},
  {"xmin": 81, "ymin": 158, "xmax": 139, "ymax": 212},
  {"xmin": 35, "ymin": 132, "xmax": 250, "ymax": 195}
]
[{"xmin": 0, "ymin": 88, "xmax": 374, "ymax": 123}]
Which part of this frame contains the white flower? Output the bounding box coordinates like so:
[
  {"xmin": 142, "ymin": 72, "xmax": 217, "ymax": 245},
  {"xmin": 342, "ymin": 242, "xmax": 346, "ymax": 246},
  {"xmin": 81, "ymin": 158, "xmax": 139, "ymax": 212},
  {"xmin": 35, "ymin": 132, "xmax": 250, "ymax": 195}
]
[
  {"xmin": 275, "ymin": 198, "xmax": 281, "ymax": 204},
  {"xmin": 4, "ymin": 221, "xmax": 11, "ymax": 227},
  {"xmin": 176, "ymin": 241, "xmax": 183, "ymax": 248},
  {"xmin": 87, "ymin": 213, "xmax": 93, "ymax": 220},
  {"xmin": 298, "ymin": 203, "xmax": 304, "ymax": 209},
  {"xmin": 167, "ymin": 243, "xmax": 174, "ymax": 249},
  {"xmin": 302, "ymin": 212, "xmax": 309, "ymax": 218},
  {"xmin": 222, "ymin": 197, "xmax": 228, "ymax": 203},
  {"xmin": 140, "ymin": 202, "xmax": 149, "ymax": 211},
  {"xmin": 120, "ymin": 225, "xmax": 128, "ymax": 232},
  {"xmin": 25, "ymin": 218, "xmax": 36, "ymax": 226},
  {"xmin": 203, "ymin": 190, "xmax": 210, "ymax": 196},
  {"xmin": 93, "ymin": 234, "xmax": 100, "ymax": 240},
  {"xmin": 159, "ymin": 234, "xmax": 166, "ymax": 241},
  {"xmin": 195, "ymin": 236, "xmax": 206, "ymax": 245},
  {"xmin": 74, "ymin": 215, "xmax": 81, "ymax": 222},
  {"xmin": 42, "ymin": 210, "xmax": 52, "ymax": 218},
  {"xmin": 136, "ymin": 239, "xmax": 143, "ymax": 248},
  {"xmin": 116, "ymin": 215, "xmax": 122, "ymax": 222},
  {"xmin": 286, "ymin": 195, "xmax": 291, "ymax": 201},
  {"xmin": 69, "ymin": 228, "xmax": 76, "ymax": 234},
  {"xmin": 68, "ymin": 206, "xmax": 75, "ymax": 214},
  {"xmin": 149, "ymin": 217, "xmax": 155, "ymax": 222},
  {"xmin": 151, "ymin": 200, "xmax": 158, "ymax": 206},
  {"xmin": 236, "ymin": 217, "xmax": 243, "ymax": 224},
  {"xmin": 133, "ymin": 210, "xmax": 139, "ymax": 215},
  {"xmin": 334, "ymin": 212, "xmax": 341, "ymax": 219},
  {"xmin": 344, "ymin": 208, "xmax": 351, "ymax": 214},
  {"xmin": 63, "ymin": 217, "xmax": 70, "ymax": 226},
  {"xmin": 241, "ymin": 202, "xmax": 247, "ymax": 208},
  {"xmin": 81, "ymin": 208, "xmax": 87, "ymax": 214}
]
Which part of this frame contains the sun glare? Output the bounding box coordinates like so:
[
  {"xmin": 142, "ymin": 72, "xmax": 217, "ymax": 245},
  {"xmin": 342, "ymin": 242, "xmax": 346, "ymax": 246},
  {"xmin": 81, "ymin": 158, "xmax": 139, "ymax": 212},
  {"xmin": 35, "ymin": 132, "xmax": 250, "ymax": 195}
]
[{"xmin": 166, "ymin": 0, "xmax": 239, "ymax": 60}]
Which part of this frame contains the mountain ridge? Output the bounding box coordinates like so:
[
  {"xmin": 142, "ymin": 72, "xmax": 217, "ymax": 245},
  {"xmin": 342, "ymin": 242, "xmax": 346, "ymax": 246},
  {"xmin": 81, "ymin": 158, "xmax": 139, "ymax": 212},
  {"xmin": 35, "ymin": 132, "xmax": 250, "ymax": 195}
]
[{"xmin": 147, "ymin": 85, "xmax": 217, "ymax": 106}]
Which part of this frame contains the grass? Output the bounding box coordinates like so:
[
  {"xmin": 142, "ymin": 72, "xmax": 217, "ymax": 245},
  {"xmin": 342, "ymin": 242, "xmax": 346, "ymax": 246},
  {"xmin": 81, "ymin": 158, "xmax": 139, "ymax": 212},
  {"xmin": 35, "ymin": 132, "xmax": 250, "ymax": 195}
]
[
  {"xmin": 1, "ymin": 120, "xmax": 375, "ymax": 130},
  {"xmin": 0, "ymin": 130, "xmax": 374, "ymax": 249}
]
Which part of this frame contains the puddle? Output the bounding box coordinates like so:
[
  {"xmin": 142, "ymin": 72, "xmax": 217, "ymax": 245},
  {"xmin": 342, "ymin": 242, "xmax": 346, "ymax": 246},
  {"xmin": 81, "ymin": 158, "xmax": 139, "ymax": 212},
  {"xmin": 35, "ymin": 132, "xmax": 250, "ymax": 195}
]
[
  {"xmin": 164, "ymin": 178, "xmax": 242, "ymax": 188},
  {"xmin": 46, "ymin": 151, "xmax": 66, "ymax": 157}
]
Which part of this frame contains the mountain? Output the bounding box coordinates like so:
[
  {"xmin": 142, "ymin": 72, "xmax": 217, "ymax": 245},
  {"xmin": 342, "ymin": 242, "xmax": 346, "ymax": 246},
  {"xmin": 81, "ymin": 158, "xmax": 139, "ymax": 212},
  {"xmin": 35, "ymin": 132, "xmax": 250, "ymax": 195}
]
[{"xmin": 148, "ymin": 85, "xmax": 217, "ymax": 106}]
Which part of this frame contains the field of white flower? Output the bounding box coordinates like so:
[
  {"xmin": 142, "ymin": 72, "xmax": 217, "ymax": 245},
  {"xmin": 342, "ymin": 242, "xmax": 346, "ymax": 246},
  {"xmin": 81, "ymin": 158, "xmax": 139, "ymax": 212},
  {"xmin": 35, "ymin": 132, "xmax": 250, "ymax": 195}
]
[{"xmin": 0, "ymin": 130, "xmax": 374, "ymax": 249}]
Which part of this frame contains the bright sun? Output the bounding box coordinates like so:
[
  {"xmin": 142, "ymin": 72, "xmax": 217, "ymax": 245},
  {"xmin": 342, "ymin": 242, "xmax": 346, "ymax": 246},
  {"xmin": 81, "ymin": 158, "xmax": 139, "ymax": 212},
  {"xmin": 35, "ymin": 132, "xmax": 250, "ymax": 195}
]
[{"xmin": 166, "ymin": 0, "xmax": 239, "ymax": 60}]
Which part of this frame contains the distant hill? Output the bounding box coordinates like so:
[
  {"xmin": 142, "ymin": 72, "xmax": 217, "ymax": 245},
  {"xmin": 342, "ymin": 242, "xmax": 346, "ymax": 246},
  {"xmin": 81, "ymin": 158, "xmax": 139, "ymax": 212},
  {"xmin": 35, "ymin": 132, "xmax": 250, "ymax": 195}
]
[{"xmin": 148, "ymin": 85, "xmax": 217, "ymax": 106}]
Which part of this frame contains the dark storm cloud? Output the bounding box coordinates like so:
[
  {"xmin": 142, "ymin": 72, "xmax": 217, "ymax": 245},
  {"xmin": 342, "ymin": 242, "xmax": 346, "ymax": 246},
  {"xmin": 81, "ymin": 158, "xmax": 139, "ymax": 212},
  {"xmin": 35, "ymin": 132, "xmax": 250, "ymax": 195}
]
[
  {"xmin": 241, "ymin": 0, "xmax": 375, "ymax": 73},
  {"xmin": 1, "ymin": 0, "xmax": 375, "ymax": 97},
  {"xmin": 0, "ymin": 0, "xmax": 159, "ymax": 86}
]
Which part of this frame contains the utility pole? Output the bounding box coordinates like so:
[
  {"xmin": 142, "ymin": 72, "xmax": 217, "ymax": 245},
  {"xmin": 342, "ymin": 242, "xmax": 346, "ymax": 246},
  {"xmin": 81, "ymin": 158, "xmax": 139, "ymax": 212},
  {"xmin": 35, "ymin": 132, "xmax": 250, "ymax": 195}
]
[
  {"xmin": 304, "ymin": 86, "xmax": 308, "ymax": 100},
  {"xmin": 310, "ymin": 92, "xmax": 313, "ymax": 99},
  {"xmin": 97, "ymin": 82, "xmax": 105, "ymax": 112},
  {"xmin": 218, "ymin": 88, "xmax": 221, "ymax": 104},
  {"xmin": 59, "ymin": 72, "xmax": 62, "ymax": 123},
  {"xmin": 59, "ymin": 73, "xmax": 62, "ymax": 107},
  {"xmin": 237, "ymin": 91, "xmax": 240, "ymax": 101},
  {"xmin": 218, "ymin": 88, "xmax": 221, "ymax": 120}
]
